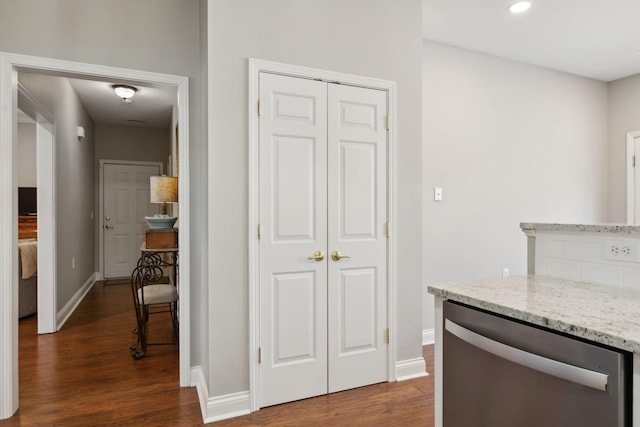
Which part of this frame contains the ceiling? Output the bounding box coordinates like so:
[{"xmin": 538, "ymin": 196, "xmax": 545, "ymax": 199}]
[
  {"xmin": 27, "ymin": 1, "xmax": 639, "ymax": 127},
  {"xmin": 422, "ymin": 0, "xmax": 640, "ymax": 82},
  {"xmin": 67, "ymin": 77, "xmax": 176, "ymax": 128}
]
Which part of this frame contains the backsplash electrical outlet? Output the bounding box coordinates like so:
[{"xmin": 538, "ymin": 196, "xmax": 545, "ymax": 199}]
[{"xmin": 605, "ymin": 240, "xmax": 640, "ymax": 262}]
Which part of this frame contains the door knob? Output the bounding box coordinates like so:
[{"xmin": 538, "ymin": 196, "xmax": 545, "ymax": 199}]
[
  {"xmin": 307, "ymin": 250, "xmax": 325, "ymax": 261},
  {"xmin": 105, "ymin": 225, "xmax": 114, "ymax": 229},
  {"xmin": 105, "ymin": 216, "xmax": 111, "ymax": 221},
  {"xmin": 331, "ymin": 251, "xmax": 351, "ymax": 261}
]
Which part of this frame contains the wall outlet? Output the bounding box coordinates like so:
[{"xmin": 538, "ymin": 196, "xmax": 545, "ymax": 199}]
[
  {"xmin": 72, "ymin": 257, "xmax": 76, "ymax": 270},
  {"xmin": 502, "ymin": 268, "xmax": 509, "ymax": 277},
  {"xmin": 605, "ymin": 240, "xmax": 640, "ymax": 262}
]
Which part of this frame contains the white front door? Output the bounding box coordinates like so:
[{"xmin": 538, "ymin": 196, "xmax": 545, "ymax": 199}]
[
  {"xmin": 259, "ymin": 73, "xmax": 388, "ymax": 407},
  {"xmin": 103, "ymin": 163, "xmax": 161, "ymax": 278}
]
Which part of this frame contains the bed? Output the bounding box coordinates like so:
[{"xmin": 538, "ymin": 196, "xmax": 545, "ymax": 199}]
[{"xmin": 18, "ymin": 214, "xmax": 38, "ymax": 318}]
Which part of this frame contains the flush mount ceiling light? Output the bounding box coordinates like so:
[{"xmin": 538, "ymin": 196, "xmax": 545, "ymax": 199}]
[
  {"xmin": 112, "ymin": 84, "xmax": 137, "ymax": 103},
  {"xmin": 509, "ymin": 1, "xmax": 531, "ymax": 13}
]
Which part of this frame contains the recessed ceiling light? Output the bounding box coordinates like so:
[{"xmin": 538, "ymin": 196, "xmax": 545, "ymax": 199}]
[{"xmin": 509, "ymin": 1, "xmax": 531, "ymax": 13}]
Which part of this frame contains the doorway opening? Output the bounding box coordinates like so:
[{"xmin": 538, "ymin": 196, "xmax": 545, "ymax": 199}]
[
  {"xmin": 0, "ymin": 52, "xmax": 191, "ymax": 419},
  {"xmin": 626, "ymin": 130, "xmax": 640, "ymax": 223},
  {"xmin": 16, "ymin": 89, "xmax": 56, "ymax": 334}
]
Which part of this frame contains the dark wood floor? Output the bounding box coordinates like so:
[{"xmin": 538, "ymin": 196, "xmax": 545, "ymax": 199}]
[{"xmin": 0, "ymin": 282, "xmax": 434, "ymax": 426}]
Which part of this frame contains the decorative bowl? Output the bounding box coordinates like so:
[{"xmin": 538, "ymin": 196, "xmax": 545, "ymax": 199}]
[{"xmin": 145, "ymin": 215, "xmax": 178, "ymax": 229}]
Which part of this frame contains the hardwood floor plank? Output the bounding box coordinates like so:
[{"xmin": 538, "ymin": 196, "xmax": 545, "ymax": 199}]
[{"xmin": 0, "ymin": 282, "xmax": 434, "ymax": 426}]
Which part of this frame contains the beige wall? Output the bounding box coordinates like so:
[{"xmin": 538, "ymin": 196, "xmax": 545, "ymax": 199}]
[
  {"xmin": 208, "ymin": 0, "xmax": 423, "ymax": 397},
  {"xmin": 422, "ymin": 42, "xmax": 609, "ymax": 331}
]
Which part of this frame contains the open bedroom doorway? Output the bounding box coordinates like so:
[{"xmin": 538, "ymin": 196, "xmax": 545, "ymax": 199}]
[
  {"xmin": 15, "ymin": 94, "xmax": 56, "ymax": 335},
  {"xmin": 0, "ymin": 52, "xmax": 191, "ymax": 419}
]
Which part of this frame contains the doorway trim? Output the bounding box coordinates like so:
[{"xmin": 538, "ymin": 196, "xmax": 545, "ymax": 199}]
[
  {"xmin": 98, "ymin": 159, "xmax": 164, "ymax": 280},
  {"xmin": 0, "ymin": 52, "xmax": 191, "ymax": 419},
  {"xmin": 247, "ymin": 58, "xmax": 397, "ymax": 412},
  {"xmin": 626, "ymin": 131, "xmax": 640, "ymax": 224}
]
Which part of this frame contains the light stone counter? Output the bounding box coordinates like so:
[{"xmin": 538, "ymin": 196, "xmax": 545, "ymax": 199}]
[
  {"xmin": 428, "ymin": 275, "xmax": 640, "ymax": 353},
  {"xmin": 520, "ymin": 222, "xmax": 640, "ymax": 235},
  {"xmin": 428, "ymin": 274, "xmax": 640, "ymax": 427}
]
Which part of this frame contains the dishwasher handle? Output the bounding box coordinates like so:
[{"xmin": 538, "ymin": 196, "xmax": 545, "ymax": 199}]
[{"xmin": 445, "ymin": 318, "xmax": 609, "ymax": 392}]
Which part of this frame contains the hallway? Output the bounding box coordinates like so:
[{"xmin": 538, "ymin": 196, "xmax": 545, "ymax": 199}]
[{"xmin": 1, "ymin": 282, "xmax": 200, "ymax": 426}]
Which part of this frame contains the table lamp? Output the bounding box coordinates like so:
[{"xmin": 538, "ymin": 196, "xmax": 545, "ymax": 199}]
[{"xmin": 145, "ymin": 175, "xmax": 178, "ymax": 229}]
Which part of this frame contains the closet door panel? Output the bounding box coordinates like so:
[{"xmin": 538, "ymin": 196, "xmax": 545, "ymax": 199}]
[
  {"xmin": 259, "ymin": 73, "xmax": 328, "ymax": 407},
  {"xmin": 327, "ymin": 84, "xmax": 389, "ymax": 393}
]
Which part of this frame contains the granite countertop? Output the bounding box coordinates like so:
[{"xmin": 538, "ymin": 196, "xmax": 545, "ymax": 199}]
[
  {"xmin": 428, "ymin": 275, "xmax": 640, "ymax": 353},
  {"xmin": 520, "ymin": 222, "xmax": 640, "ymax": 234}
]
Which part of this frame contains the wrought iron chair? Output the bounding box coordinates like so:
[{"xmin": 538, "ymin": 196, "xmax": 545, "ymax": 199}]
[{"xmin": 130, "ymin": 250, "xmax": 178, "ymax": 359}]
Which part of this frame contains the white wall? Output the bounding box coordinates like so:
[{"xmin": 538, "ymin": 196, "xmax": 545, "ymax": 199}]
[
  {"xmin": 422, "ymin": 42, "xmax": 609, "ymax": 331},
  {"xmin": 607, "ymin": 74, "xmax": 640, "ymax": 222},
  {"xmin": 0, "ymin": 0, "xmax": 205, "ymax": 370},
  {"xmin": 208, "ymin": 0, "xmax": 423, "ymax": 397},
  {"xmin": 17, "ymin": 123, "xmax": 36, "ymax": 187}
]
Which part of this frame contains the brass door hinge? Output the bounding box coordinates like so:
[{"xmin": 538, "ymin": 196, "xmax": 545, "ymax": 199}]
[
  {"xmin": 385, "ymin": 115, "xmax": 390, "ymax": 131},
  {"xmin": 384, "ymin": 328, "xmax": 390, "ymax": 344},
  {"xmin": 385, "ymin": 222, "xmax": 390, "ymax": 238},
  {"xmin": 258, "ymin": 347, "xmax": 262, "ymax": 364},
  {"xmin": 258, "ymin": 224, "xmax": 262, "ymax": 240},
  {"xmin": 257, "ymin": 99, "xmax": 262, "ymax": 117}
]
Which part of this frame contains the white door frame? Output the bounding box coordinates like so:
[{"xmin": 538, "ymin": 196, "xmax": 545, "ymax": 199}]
[
  {"xmin": 98, "ymin": 159, "xmax": 164, "ymax": 280},
  {"xmin": 247, "ymin": 58, "xmax": 398, "ymax": 412},
  {"xmin": 0, "ymin": 52, "xmax": 191, "ymax": 420},
  {"xmin": 18, "ymin": 82, "xmax": 57, "ymax": 335},
  {"xmin": 626, "ymin": 131, "xmax": 640, "ymax": 224}
]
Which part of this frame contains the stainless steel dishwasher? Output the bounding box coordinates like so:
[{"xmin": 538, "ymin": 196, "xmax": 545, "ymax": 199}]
[{"xmin": 443, "ymin": 301, "xmax": 630, "ymax": 427}]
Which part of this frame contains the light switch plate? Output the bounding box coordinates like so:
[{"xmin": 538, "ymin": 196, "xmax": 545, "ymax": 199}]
[{"xmin": 434, "ymin": 187, "xmax": 443, "ymax": 201}]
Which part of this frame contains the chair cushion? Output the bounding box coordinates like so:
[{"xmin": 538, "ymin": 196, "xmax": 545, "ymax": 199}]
[{"xmin": 138, "ymin": 284, "xmax": 178, "ymax": 305}]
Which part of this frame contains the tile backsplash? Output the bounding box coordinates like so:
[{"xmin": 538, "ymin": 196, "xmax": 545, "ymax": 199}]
[{"xmin": 535, "ymin": 232, "xmax": 640, "ymax": 289}]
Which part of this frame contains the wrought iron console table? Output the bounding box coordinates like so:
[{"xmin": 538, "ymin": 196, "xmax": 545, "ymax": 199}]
[{"xmin": 129, "ymin": 243, "xmax": 178, "ymax": 359}]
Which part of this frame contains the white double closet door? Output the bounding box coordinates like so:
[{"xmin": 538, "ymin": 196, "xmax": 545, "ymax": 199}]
[{"xmin": 259, "ymin": 73, "xmax": 389, "ymax": 407}]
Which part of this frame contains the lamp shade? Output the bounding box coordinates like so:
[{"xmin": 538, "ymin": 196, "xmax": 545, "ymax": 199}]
[{"xmin": 150, "ymin": 176, "xmax": 178, "ymax": 204}]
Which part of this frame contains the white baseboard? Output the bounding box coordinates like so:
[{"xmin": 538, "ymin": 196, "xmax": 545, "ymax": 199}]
[
  {"xmin": 396, "ymin": 357, "xmax": 429, "ymax": 381},
  {"xmin": 191, "ymin": 354, "xmax": 431, "ymax": 424},
  {"xmin": 422, "ymin": 328, "xmax": 434, "ymax": 345},
  {"xmin": 56, "ymin": 272, "xmax": 97, "ymax": 330},
  {"xmin": 191, "ymin": 366, "xmax": 251, "ymax": 424}
]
